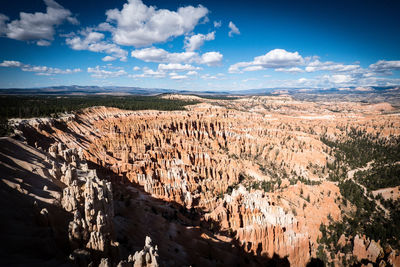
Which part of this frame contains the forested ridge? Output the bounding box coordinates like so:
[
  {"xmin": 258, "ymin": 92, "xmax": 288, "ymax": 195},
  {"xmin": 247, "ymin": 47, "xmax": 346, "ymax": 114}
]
[
  {"xmin": 318, "ymin": 130, "xmax": 400, "ymax": 265},
  {"xmin": 0, "ymin": 95, "xmax": 198, "ymax": 136}
]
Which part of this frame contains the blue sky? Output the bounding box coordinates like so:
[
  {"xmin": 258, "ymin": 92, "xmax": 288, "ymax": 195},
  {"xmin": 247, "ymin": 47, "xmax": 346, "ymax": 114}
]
[{"xmin": 0, "ymin": 0, "xmax": 399, "ymax": 90}]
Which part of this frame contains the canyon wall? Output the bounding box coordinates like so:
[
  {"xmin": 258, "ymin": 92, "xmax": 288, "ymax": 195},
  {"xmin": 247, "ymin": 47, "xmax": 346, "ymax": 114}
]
[{"xmin": 12, "ymin": 97, "xmax": 400, "ymax": 266}]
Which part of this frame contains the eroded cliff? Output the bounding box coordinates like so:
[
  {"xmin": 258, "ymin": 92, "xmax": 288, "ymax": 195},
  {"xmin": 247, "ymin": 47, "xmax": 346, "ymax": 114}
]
[{"xmin": 6, "ymin": 95, "xmax": 400, "ymax": 266}]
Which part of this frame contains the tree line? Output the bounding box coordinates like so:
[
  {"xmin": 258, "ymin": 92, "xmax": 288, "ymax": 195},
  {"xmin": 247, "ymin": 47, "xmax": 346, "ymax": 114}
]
[{"xmin": 0, "ymin": 95, "xmax": 198, "ymax": 136}]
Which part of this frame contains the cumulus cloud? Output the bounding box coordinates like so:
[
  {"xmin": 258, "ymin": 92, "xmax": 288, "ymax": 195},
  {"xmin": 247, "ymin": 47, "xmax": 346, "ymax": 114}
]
[
  {"xmin": 131, "ymin": 47, "xmax": 223, "ymax": 66},
  {"xmin": 325, "ymin": 74, "xmax": 353, "ymax": 84},
  {"xmin": 36, "ymin": 40, "xmax": 51, "ymax": 46},
  {"xmin": 131, "ymin": 47, "xmax": 196, "ymax": 63},
  {"xmin": 132, "ymin": 63, "xmax": 203, "ymax": 80},
  {"xmin": 0, "ymin": 60, "xmax": 22, "ymax": 67},
  {"xmin": 229, "ymin": 49, "xmax": 303, "ymax": 73},
  {"xmin": 104, "ymin": 0, "xmax": 208, "ymax": 47},
  {"xmin": 201, "ymin": 74, "xmax": 217, "ymax": 80},
  {"xmin": 213, "ymin": 21, "xmax": 221, "ymax": 28},
  {"xmin": 228, "ymin": 21, "xmax": 240, "ymax": 37},
  {"xmin": 0, "ymin": 14, "xmax": 9, "ymax": 35},
  {"xmin": 170, "ymin": 74, "xmax": 188, "ymax": 80},
  {"xmin": 369, "ymin": 60, "xmax": 400, "ymax": 74},
  {"xmin": 131, "ymin": 67, "xmax": 166, "ymax": 78},
  {"xmin": 199, "ymin": 51, "xmax": 223, "ymax": 66},
  {"xmin": 131, "ymin": 63, "xmax": 201, "ymax": 80},
  {"xmin": 158, "ymin": 63, "xmax": 200, "ymax": 72},
  {"xmin": 0, "ymin": 0, "xmax": 78, "ymax": 46},
  {"xmin": 133, "ymin": 66, "xmax": 141, "ymax": 71},
  {"xmin": 242, "ymin": 66, "xmax": 265, "ymax": 72},
  {"xmin": 305, "ymin": 59, "xmax": 360, "ymax": 72},
  {"xmin": 184, "ymin": 31, "xmax": 215, "ymax": 51},
  {"xmin": 200, "ymin": 73, "xmax": 225, "ymax": 80},
  {"xmin": 275, "ymin": 67, "xmax": 304, "ymax": 73},
  {"xmin": 187, "ymin": 70, "xmax": 198, "ymax": 76},
  {"xmin": 102, "ymin": 56, "xmax": 116, "ymax": 62},
  {"xmin": 87, "ymin": 65, "xmax": 127, "ymax": 78},
  {"xmin": 66, "ymin": 29, "xmax": 128, "ymax": 61},
  {"xmin": 0, "ymin": 59, "xmax": 80, "ymax": 75}
]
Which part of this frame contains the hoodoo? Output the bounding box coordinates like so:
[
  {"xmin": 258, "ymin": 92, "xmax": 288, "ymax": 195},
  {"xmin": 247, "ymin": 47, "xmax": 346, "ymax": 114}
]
[{"xmin": 2, "ymin": 96, "xmax": 399, "ymax": 266}]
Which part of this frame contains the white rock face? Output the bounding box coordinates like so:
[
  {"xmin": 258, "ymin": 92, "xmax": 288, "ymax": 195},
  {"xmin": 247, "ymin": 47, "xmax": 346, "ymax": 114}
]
[
  {"xmin": 46, "ymin": 142, "xmax": 117, "ymax": 260},
  {"xmin": 117, "ymin": 236, "xmax": 159, "ymax": 267}
]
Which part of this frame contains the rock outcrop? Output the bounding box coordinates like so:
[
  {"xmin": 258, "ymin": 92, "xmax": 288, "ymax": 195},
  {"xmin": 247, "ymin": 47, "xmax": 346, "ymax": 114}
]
[
  {"xmin": 115, "ymin": 236, "xmax": 159, "ymax": 267},
  {"xmin": 353, "ymin": 235, "xmax": 383, "ymax": 263},
  {"xmin": 11, "ymin": 97, "xmax": 400, "ymax": 266}
]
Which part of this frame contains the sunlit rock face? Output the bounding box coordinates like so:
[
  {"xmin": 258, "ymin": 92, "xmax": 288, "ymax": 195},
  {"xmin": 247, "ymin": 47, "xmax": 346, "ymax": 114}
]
[{"xmin": 13, "ymin": 96, "xmax": 400, "ymax": 266}]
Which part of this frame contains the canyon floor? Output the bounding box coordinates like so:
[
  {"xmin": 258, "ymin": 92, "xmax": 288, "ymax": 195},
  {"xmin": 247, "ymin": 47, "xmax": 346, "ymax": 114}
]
[{"xmin": 1, "ymin": 94, "xmax": 400, "ymax": 266}]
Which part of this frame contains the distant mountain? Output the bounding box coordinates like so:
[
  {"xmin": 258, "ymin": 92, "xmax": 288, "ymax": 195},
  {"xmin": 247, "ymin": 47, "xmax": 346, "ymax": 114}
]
[
  {"xmin": 0, "ymin": 85, "xmax": 178, "ymax": 95},
  {"xmin": 0, "ymin": 85, "xmax": 399, "ymax": 99}
]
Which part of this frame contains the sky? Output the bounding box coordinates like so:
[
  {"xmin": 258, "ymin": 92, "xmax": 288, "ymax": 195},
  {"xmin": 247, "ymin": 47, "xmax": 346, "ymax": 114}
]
[{"xmin": 0, "ymin": 0, "xmax": 399, "ymax": 91}]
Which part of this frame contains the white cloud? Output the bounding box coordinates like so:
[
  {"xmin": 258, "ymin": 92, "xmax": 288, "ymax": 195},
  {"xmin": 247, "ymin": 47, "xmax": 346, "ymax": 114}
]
[
  {"xmin": 184, "ymin": 31, "xmax": 215, "ymax": 51},
  {"xmin": 102, "ymin": 55, "xmax": 116, "ymax": 62},
  {"xmin": 253, "ymin": 49, "xmax": 303, "ymax": 67},
  {"xmin": 242, "ymin": 66, "xmax": 265, "ymax": 72},
  {"xmin": 131, "ymin": 47, "xmax": 222, "ymax": 66},
  {"xmin": 133, "ymin": 66, "xmax": 141, "ymax": 71},
  {"xmin": 213, "ymin": 21, "xmax": 221, "ymax": 28},
  {"xmin": 201, "ymin": 73, "xmax": 219, "ymax": 80},
  {"xmin": 298, "ymin": 78, "xmax": 308, "ymax": 84},
  {"xmin": 87, "ymin": 65, "xmax": 127, "ymax": 78},
  {"xmin": 327, "ymin": 74, "xmax": 353, "ymax": 84},
  {"xmin": 170, "ymin": 74, "xmax": 188, "ymax": 80},
  {"xmin": 0, "ymin": 14, "xmax": 9, "ymax": 35},
  {"xmin": 131, "ymin": 63, "xmax": 201, "ymax": 80},
  {"xmin": 0, "ymin": 0, "xmax": 78, "ymax": 46},
  {"xmin": 36, "ymin": 40, "xmax": 51, "ymax": 46},
  {"xmin": 158, "ymin": 63, "xmax": 200, "ymax": 72},
  {"xmin": 297, "ymin": 74, "xmax": 354, "ymax": 87},
  {"xmin": 229, "ymin": 49, "xmax": 303, "ymax": 73},
  {"xmin": 242, "ymin": 78, "xmax": 257, "ymax": 82},
  {"xmin": 275, "ymin": 67, "xmax": 304, "ymax": 73},
  {"xmin": 104, "ymin": 0, "xmax": 208, "ymax": 47},
  {"xmin": 199, "ymin": 51, "xmax": 223, "ymax": 66},
  {"xmin": 369, "ymin": 60, "xmax": 400, "ymax": 74},
  {"xmin": 187, "ymin": 70, "xmax": 198, "ymax": 76},
  {"xmin": 0, "ymin": 60, "xmax": 22, "ymax": 67},
  {"xmin": 305, "ymin": 59, "xmax": 360, "ymax": 72},
  {"xmin": 22, "ymin": 65, "xmax": 81, "ymax": 75},
  {"xmin": 228, "ymin": 21, "xmax": 240, "ymax": 37},
  {"xmin": 0, "ymin": 60, "xmax": 80, "ymax": 75},
  {"xmin": 131, "ymin": 67, "xmax": 166, "ymax": 78},
  {"xmin": 66, "ymin": 29, "xmax": 128, "ymax": 61},
  {"xmin": 131, "ymin": 47, "xmax": 196, "ymax": 63}
]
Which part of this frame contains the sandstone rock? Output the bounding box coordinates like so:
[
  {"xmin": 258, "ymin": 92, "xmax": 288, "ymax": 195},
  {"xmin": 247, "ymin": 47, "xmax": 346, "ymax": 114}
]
[
  {"xmin": 388, "ymin": 248, "xmax": 400, "ymax": 267},
  {"xmin": 98, "ymin": 258, "xmax": 111, "ymax": 267},
  {"xmin": 86, "ymin": 231, "xmax": 107, "ymax": 252},
  {"xmin": 14, "ymin": 102, "xmax": 400, "ymax": 267},
  {"xmin": 62, "ymin": 180, "xmax": 81, "ymax": 212},
  {"xmin": 126, "ymin": 236, "xmax": 159, "ymax": 267},
  {"xmin": 69, "ymin": 210, "xmax": 88, "ymax": 248},
  {"xmin": 353, "ymin": 235, "xmax": 383, "ymax": 263}
]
